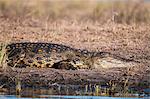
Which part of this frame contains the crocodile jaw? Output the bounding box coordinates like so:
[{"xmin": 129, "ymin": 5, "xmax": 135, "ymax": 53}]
[{"xmin": 93, "ymin": 57, "xmax": 135, "ymax": 69}]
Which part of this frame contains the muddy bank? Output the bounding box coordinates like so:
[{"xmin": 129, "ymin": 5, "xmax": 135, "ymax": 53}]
[{"xmin": 0, "ymin": 64, "xmax": 149, "ymax": 91}]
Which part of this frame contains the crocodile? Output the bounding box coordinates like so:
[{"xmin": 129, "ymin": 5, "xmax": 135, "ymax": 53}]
[{"xmin": 4, "ymin": 42, "xmax": 138, "ymax": 70}]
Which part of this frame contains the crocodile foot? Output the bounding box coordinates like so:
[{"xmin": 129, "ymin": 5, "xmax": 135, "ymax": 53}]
[{"xmin": 51, "ymin": 60, "xmax": 77, "ymax": 70}]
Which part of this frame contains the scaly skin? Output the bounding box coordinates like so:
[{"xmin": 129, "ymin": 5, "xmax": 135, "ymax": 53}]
[
  {"xmin": 5, "ymin": 42, "xmax": 96, "ymax": 69},
  {"xmin": 5, "ymin": 42, "xmax": 136, "ymax": 70}
]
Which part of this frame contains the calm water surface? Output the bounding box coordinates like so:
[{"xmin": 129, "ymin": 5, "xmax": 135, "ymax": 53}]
[
  {"xmin": 0, "ymin": 85, "xmax": 149, "ymax": 99},
  {"xmin": 0, "ymin": 95, "xmax": 149, "ymax": 99}
]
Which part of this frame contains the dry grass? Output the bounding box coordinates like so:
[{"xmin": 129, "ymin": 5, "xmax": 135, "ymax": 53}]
[
  {"xmin": 0, "ymin": 1, "xmax": 149, "ymax": 95},
  {"xmin": 0, "ymin": 0, "xmax": 150, "ymax": 24},
  {"xmin": 0, "ymin": 0, "xmax": 149, "ymax": 69},
  {"xmin": 0, "ymin": 38, "xmax": 11, "ymax": 69},
  {"xmin": 0, "ymin": 18, "xmax": 149, "ymax": 60},
  {"xmin": 0, "ymin": 43, "xmax": 7, "ymax": 68}
]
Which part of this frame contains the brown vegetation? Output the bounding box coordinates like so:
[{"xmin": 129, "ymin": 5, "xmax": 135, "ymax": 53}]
[
  {"xmin": 0, "ymin": 0, "xmax": 149, "ymax": 96},
  {"xmin": 0, "ymin": 0, "xmax": 150, "ymax": 23}
]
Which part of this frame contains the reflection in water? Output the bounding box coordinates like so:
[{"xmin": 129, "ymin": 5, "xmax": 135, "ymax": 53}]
[
  {"xmin": 0, "ymin": 84, "xmax": 149, "ymax": 98},
  {"xmin": 0, "ymin": 95, "xmax": 149, "ymax": 99}
]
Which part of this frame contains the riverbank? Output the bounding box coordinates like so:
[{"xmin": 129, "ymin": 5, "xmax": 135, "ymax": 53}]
[
  {"xmin": 0, "ymin": 64, "xmax": 149, "ymax": 96},
  {"xmin": 0, "ymin": 0, "xmax": 150, "ymax": 97}
]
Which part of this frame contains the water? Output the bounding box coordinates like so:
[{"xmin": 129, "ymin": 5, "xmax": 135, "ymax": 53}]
[
  {"xmin": 0, "ymin": 84, "xmax": 149, "ymax": 99},
  {"xmin": 0, "ymin": 95, "xmax": 149, "ymax": 99}
]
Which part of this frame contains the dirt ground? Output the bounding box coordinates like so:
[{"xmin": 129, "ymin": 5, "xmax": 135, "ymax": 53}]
[
  {"xmin": 0, "ymin": 16, "xmax": 149, "ymax": 95},
  {"xmin": 0, "ymin": 17, "xmax": 150, "ymax": 64},
  {"xmin": 0, "ymin": 0, "xmax": 149, "ymax": 96},
  {"xmin": 0, "ymin": 18, "xmax": 150, "ymax": 58}
]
